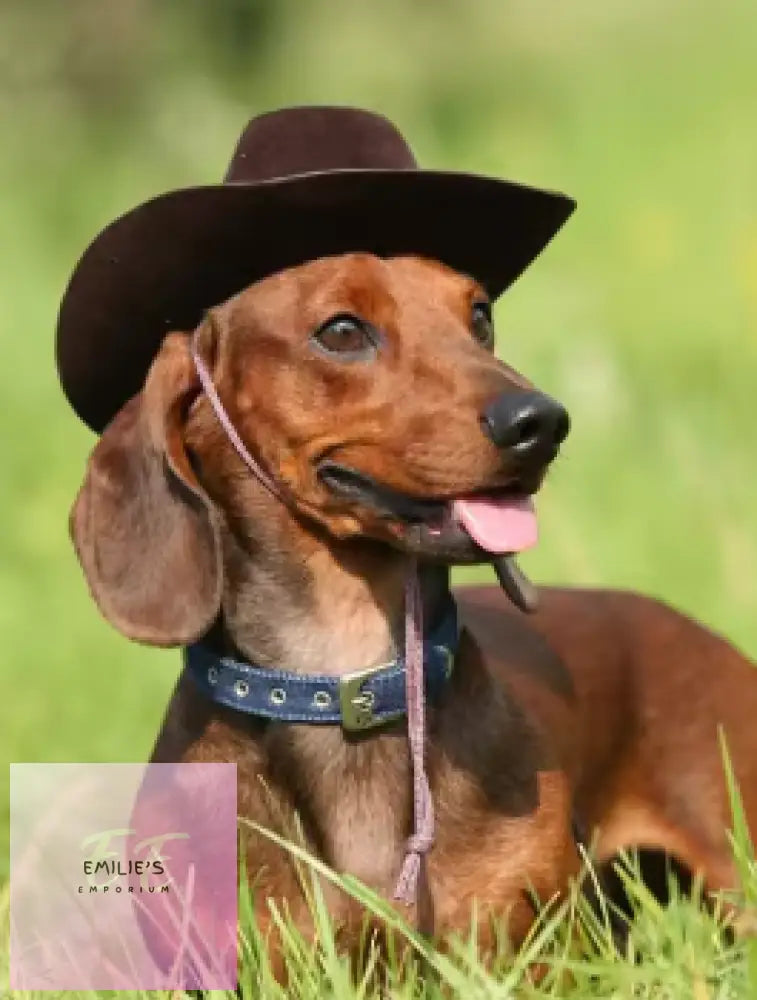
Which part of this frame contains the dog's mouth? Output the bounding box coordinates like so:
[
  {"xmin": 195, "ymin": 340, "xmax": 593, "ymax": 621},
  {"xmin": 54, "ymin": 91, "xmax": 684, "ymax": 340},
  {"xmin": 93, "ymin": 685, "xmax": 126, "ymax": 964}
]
[{"xmin": 317, "ymin": 461, "xmax": 539, "ymax": 558}]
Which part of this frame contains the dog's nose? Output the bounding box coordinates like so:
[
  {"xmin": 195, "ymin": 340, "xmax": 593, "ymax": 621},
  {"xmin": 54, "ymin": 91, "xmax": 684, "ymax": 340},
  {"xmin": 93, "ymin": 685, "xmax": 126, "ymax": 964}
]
[{"xmin": 481, "ymin": 390, "xmax": 570, "ymax": 460}]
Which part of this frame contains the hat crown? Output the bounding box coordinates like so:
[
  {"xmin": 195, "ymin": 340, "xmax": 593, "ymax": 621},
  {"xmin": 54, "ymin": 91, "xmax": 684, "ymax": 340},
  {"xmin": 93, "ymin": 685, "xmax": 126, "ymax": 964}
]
[{"xmin": 223, "ymin": 106, "xmax": 418, "ymax": 183}]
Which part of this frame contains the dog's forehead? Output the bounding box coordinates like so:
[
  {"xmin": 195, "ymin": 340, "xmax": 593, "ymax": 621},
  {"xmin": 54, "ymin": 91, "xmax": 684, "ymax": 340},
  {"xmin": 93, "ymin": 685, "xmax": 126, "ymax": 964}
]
[
  {"xmin": 316, "ymin": 252, "xmax": 482, "ymax": 300},
  {"xmin": 217, "ymin": 253, "xmax": 487, "ymax": 346},
  {"xmin": 233, "ymin": 252, "xmax": 482, "ymax": 317},
  {"xmin": 386, "ymin": 257, "xmax": 489, "ymax": 315},
  {"xmin": 295, "ymin": 252, "xmax": 398, "ymax": 311}
]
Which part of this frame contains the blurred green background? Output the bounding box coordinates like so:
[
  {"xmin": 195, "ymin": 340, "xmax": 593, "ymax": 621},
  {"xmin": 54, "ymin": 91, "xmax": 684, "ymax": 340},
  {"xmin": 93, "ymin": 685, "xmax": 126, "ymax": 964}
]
[{"xmin": 1, "ymin": 0, "xmax": 755, "ymax": 879}]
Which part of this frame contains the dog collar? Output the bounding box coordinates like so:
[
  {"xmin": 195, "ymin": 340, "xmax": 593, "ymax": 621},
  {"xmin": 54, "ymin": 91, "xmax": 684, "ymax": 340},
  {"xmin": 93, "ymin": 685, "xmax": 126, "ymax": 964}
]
[{"xmin": 185, "ymin": 600, "xmax": 458, "ymax": 731}]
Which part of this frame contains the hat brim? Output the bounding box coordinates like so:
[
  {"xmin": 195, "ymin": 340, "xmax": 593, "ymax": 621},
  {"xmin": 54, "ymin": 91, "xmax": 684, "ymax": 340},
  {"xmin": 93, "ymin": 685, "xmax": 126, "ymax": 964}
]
[{"xmin": 56, "ymin": 168, "xmax": 575, "ymax": 432}]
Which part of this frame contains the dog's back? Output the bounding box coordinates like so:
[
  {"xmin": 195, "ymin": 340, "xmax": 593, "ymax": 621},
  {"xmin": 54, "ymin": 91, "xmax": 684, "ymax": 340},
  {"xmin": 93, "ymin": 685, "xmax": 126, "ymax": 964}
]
[{"xmin": 459, "ymin": 584, "xmax": 757, "ymax": 887}]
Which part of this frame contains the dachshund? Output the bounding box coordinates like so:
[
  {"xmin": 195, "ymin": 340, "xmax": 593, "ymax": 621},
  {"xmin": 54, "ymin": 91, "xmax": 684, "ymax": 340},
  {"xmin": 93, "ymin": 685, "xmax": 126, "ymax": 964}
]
[{"xmin": 69, "ymin": 251, "xmax": 757, "ymax": 971}]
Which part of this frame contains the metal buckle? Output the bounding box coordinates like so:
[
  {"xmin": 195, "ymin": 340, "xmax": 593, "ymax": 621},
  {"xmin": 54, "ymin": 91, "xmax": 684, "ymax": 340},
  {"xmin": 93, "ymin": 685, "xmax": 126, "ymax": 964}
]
[{"xmin": 339, "ymin": 663, "xmax": 392, "ymax": 731}]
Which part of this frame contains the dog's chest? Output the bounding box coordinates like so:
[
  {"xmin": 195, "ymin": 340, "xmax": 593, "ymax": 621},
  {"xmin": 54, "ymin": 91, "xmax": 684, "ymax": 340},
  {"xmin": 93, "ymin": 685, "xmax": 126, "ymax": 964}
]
[{"xmin": 276, "ymin": 727, "xmax": 410, "ymax": 891}]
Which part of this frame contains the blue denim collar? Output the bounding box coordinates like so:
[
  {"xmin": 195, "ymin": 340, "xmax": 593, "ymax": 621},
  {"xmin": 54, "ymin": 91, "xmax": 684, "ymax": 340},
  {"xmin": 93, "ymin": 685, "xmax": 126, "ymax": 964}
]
[{"xmin": 185, "ymin": 599, "xmax": 459, "ymax": 732}]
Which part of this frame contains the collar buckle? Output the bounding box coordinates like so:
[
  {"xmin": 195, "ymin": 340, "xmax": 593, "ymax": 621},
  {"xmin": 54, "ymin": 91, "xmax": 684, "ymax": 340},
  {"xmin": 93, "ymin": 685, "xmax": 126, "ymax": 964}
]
[{"xmin": 339, "ymin": 663, "xmax": 395, "ymax": 731}]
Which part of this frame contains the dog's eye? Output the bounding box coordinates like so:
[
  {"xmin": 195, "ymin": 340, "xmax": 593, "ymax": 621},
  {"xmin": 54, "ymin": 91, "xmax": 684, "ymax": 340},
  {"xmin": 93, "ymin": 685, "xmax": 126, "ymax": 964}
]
[
  {"xmin": 471, "ymin": 301, "xmax": 494, "ymax": 348},
  {"xmin": 311, "ymin": 314, "xmax": 378, "ymax": 359}
]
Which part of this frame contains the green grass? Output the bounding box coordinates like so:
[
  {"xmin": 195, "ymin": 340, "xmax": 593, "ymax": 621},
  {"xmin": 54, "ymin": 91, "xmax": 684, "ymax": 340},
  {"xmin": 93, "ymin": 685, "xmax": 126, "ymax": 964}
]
[
  {"xmin": 1, "ymin": 0, "xmax": 756, "ymax": 994},
  {"xmin": 2, "ymin": 782, "xmax": 756, "ymax": 998}
]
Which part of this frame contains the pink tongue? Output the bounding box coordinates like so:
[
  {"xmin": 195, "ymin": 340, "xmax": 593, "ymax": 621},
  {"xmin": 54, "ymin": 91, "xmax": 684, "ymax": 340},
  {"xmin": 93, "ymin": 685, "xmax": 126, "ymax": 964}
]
[{"xmin": 452, "ymin": 495, "xmax": 538, "ymax": 555}]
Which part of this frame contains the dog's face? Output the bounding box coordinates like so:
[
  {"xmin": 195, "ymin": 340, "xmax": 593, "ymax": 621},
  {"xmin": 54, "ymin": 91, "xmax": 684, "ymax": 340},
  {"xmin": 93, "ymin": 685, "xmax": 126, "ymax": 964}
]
[
  {"xmin": 191, "ymin": 253, "xmax": 568, "ymax": 559},
  {"xmin": 71, "ymin": 253, "xmax": 569, "ymax": 645}
]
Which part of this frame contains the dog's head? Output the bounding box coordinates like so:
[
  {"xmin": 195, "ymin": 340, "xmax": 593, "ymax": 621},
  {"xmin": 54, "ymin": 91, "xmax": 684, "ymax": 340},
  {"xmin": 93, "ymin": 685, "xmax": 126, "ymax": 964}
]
[{"xmin": 71, "ymin": 253, "xmax": 568, "ymax": 645}]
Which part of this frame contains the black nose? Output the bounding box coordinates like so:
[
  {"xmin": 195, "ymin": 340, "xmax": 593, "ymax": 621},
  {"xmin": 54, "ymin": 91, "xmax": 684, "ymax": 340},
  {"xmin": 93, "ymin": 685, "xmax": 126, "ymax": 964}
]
[{"xmin": 481, "ymin": 390, "xmax": 570, "ymax": 460}]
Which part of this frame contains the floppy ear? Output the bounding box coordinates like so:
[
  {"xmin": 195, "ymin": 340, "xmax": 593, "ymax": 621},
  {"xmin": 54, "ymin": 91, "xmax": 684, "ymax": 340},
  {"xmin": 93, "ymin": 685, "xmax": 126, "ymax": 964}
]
[{"xmin": 70, "ymin": 332, "xmax": 223, "ymax": 646}]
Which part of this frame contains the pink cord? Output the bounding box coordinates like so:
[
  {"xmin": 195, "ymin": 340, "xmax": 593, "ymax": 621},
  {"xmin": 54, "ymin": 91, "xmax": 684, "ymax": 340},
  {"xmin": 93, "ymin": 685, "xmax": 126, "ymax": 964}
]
[
  {"xmin": 191, "ymin": 339, "xmax": 282, "ymax": 500},
  {"xmin": 392, "ymin": 565, "xmax": 434, "ymax": 906},
  {"xmin": 191, "ymin": 339, "xmax": 433, "ymax": 913}
]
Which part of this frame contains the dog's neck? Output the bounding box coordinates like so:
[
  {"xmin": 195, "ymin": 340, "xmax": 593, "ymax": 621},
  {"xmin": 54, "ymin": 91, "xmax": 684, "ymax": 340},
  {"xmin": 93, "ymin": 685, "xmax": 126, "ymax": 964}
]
[
  {"xmin": 199, "ymin": 516, "xmax": 453, "ymax": 888},
  {"xmin": 214, "ymin": 502, "xmax": 452, "ymax": 676}
]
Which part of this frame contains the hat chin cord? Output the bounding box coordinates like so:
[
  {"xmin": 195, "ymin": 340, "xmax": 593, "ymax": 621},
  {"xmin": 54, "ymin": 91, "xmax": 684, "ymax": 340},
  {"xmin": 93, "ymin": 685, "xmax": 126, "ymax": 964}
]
[{"xmin": 191, "ymin": 337, "xmax": 433, "ymax": 914}]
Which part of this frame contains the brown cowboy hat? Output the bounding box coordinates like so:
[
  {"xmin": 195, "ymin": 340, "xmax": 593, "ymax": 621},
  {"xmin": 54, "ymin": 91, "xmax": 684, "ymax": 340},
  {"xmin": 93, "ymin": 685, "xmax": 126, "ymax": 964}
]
[{"xmin": 56, "ymin": 105, "xmax": 575, "ymax": 433}]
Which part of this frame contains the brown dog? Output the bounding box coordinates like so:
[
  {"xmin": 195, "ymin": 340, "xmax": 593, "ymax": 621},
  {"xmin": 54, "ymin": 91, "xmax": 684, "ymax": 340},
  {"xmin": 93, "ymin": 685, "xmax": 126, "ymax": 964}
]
[{"xmin": 70, "ymin": 252, "xmax": 757, "ymax": 967}]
